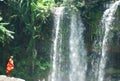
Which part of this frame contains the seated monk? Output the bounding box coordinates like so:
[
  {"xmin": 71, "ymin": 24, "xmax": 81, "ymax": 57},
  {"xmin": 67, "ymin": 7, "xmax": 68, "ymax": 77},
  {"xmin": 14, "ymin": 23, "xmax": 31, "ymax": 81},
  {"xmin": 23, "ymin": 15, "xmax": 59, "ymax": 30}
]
[{"xmin": 6, "ymin": 56, "xmax": 14, "ymax": 76}]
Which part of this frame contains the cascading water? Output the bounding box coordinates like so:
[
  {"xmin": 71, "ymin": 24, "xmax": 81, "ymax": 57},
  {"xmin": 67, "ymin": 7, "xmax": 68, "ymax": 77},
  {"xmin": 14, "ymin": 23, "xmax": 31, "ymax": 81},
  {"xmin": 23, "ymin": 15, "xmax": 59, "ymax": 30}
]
[
  {"xmin": 49, "ymin": 7, "xmax": 87, "ymax": 81},
  {"xmin": 69, "ymin": 13, "xmax": 87, "ymax": 81},
  {"xmin": 49, "ymin": 7, "xmax": 65, "ymax": 81},
  {"xmin": 98, "ymin": 1, "xmax": 120, "ymax": 81}
]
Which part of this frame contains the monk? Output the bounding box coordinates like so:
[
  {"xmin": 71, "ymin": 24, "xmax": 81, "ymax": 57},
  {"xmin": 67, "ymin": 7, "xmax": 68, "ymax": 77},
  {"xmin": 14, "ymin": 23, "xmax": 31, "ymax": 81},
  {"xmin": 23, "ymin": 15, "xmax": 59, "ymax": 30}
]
[{"xmin": 6, "ymin": 56, "xmax": 14, "ymax": 76}]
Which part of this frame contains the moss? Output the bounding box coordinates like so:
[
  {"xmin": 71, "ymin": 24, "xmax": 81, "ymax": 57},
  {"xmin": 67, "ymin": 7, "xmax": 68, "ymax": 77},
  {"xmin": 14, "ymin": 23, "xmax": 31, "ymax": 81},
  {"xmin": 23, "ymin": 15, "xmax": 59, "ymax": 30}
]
[{"xmin": 106, "ymin": 68, "xmax": 120, "ymax": 74}]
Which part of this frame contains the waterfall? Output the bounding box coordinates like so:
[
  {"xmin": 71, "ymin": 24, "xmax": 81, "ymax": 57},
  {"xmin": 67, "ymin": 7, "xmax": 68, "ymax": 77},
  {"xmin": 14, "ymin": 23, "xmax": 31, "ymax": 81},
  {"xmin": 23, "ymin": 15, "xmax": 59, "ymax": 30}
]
[
  {"xmin": 69, "ymin": 14, "xmax": 87, "ymax": 81},
  {"xmin": 49, "ymin": 7, "xmax": 87, "ymax": 81},
  {"xmin": 49, "ymin": 7, "xmax": 65, "ymax": 81},
  {"xmin": 98, "ymin": 1, "xmax": 120, "ymax": 81}
]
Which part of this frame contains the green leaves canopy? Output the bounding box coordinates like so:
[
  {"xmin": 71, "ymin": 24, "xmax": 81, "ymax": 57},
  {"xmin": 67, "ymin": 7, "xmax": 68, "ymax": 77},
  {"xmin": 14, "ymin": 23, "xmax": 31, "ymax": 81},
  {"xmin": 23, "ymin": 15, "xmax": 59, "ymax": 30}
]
[{"xmin": 31, "ymin": 0, "xmax": 55, "ymax": 23}]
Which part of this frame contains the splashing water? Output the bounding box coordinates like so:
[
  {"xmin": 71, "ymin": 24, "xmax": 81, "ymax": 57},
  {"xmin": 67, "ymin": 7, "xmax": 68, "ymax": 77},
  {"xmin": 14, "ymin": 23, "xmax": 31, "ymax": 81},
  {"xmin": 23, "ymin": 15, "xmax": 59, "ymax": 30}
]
[
  {"xmin": 49, "ymin": 8, "xmax": 87, "ymax": 81},
  {"xmin": 69, "ymin": 13, "xmax": 87, "ymax": 81},
  {"xmin": 98, "ymin": 1, "xmax": 120, "ymax": 81},
  {"xmin": 49, "ymin": 7, "xmax": 65, "ymax": 81}
]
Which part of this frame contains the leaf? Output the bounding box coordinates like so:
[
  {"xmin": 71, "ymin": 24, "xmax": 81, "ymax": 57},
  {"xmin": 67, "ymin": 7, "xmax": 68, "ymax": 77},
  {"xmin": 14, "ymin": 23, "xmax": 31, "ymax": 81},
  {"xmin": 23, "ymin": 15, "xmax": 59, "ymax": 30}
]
[
  {"xmin": 0, "ymin": 26, "xmax": 14, "ymax": 39},
  {"xmin": 0, "ymin": 16, "xmax": 2, "ymax": 21},
  {"xmin": 40, "ymin": 66, "xmax": 46, "ymax": 70},
  {"xmin": 0, "ymin": 23, "xmax": 9, "ymax": 26}
]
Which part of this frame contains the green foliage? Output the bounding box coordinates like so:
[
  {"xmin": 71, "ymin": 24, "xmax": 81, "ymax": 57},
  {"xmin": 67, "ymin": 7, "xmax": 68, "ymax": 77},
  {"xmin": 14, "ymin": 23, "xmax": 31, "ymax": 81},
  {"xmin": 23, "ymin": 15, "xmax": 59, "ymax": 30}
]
[
  {"xmin": 0, "ymin": 16, "xmax": 2, "ymax": 21},
  {"xmin": 61, "ymin": 0, "xmax": 85, "ymax": 10},
  {"xmin": 1, "ymin": 0, "xmax": 118, "ymax": 81},
  {"xmin": 1, "ymin": 0, "xmax": 54, "ymax": 80},
  {"xmin": 106, "ymin": 68, "xmax": 120, "ymax": 74},
  {"xmin": 0, "ymin": 16, "xmax": 14, "ymax": 44},
  {"xmin": 31, "ymin": 0, "xmax": 55, "ymax": 23}
]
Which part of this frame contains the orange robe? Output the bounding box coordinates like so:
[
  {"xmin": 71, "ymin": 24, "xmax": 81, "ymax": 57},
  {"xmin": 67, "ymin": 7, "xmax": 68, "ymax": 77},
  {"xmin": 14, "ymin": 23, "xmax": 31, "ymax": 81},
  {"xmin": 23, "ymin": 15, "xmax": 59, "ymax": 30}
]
[{"xmin": 6, "ymin": 58, "xmax": 14, "ymax": 75}]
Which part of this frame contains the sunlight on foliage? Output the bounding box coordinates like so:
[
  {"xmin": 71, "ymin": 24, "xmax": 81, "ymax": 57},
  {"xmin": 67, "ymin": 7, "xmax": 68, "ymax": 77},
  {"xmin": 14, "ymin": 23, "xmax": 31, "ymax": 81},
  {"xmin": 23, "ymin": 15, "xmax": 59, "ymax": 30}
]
[
  {"xmin": 0, "ymin": 16, "xmax": 14, "ymax": 44},
  {"xmin": 31, "ymin": 0, "xmax": 55, "ymax": 23}
]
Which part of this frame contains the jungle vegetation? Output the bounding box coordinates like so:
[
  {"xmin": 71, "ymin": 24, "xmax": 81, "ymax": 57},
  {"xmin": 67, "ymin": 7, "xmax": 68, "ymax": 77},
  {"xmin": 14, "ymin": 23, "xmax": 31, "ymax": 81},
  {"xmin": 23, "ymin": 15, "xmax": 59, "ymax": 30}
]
[{"xmin": 0, "ymin": 0, "xmax": 117, "ymax": 81}]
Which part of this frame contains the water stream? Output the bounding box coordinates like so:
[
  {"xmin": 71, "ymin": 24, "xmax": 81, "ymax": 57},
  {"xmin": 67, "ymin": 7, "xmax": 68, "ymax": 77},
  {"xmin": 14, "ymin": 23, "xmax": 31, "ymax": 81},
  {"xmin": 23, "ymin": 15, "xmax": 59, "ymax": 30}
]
[
  {"xmin": 49, "ymin": 1, "xmax": 120, "ymax": 81},
  {"xmin": 98, "ymin": 1, "xmax": 120, "ymax": 81},
  {"xmin": 49, "ymin": 7, "xmax": 65, "ymax": 81},
  {"xmin": 69, "ymin": 13, "xmax": 87, "ymax": 81},
  {"xmin": 49, "ymin": 8, "xmax": 87, "ymax": 81}
]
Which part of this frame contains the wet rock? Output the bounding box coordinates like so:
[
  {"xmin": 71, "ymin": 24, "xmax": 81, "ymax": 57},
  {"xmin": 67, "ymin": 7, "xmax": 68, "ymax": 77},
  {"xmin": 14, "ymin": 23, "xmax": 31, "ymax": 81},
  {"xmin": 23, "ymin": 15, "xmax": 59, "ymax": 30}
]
[{"xmin": 0, "ymin": 75, "xmax": 25, "ymax": 81}]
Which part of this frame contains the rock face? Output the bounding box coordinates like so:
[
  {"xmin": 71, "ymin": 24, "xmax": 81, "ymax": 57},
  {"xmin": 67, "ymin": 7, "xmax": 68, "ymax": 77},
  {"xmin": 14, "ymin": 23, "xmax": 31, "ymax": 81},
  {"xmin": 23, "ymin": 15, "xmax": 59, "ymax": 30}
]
[{"xmin": 0, "ymin": 75, "xmax": 25, "ymax": 81}]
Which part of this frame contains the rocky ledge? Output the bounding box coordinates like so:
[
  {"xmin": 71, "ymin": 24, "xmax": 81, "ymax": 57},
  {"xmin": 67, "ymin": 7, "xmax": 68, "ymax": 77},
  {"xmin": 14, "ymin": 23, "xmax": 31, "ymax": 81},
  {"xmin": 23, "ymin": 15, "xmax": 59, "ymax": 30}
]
[{"xmin": 0, "ymin": 75, "xmax": 25, "ymax": 81}]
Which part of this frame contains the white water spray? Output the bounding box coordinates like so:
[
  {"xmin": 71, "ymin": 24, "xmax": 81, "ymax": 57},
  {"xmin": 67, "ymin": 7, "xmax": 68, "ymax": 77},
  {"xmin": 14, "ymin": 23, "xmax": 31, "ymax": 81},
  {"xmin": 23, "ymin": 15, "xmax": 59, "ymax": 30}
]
[
  {"xmin": 98, "ymin": 1, "xmax": 120, "ymax": 81},
  {"xmin": 49, "ymin": 8, "xmax": 87, "ymax": 81},
  {"xmin": 69, "ymin": 13, "xmax": 87, "ymax": 81},
  {"xmin": 49, "ymin": 7, "xmax": 64, "ymax": 81}
]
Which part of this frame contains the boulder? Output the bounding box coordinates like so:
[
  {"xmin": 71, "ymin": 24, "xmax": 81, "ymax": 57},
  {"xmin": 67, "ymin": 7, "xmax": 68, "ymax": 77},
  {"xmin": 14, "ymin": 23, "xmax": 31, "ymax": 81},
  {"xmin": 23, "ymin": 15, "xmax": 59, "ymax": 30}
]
[{"xmin": 0, "ymin": 75, "xmax": 25, "ymax": 81}]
